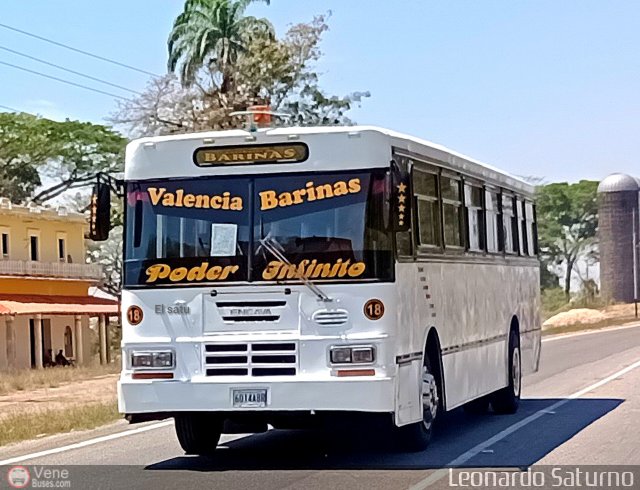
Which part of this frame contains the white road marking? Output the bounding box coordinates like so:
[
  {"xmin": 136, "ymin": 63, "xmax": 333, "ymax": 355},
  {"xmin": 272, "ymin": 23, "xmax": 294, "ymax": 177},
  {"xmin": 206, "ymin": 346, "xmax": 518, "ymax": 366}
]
[
  {"xmin": 407, "ymin": 357, "xmax": 640, "ymax": 490},
  {"xmin": 0, "ymin": 420, "xmax": 253, "ymax": 466},
  {"xmin": 542, "ymin": 322, "xmax": 640, "ymax": 343},
  {"xmin": 0, "ymin": 420, "xmax": 174, "ymax": 465}
]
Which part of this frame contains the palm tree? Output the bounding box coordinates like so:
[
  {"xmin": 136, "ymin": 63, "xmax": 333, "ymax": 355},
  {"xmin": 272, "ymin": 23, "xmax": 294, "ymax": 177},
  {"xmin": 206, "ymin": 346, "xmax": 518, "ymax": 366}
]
[{"xmin": 168, "ymin": 0, "xmax": 272, "ymax": 90}]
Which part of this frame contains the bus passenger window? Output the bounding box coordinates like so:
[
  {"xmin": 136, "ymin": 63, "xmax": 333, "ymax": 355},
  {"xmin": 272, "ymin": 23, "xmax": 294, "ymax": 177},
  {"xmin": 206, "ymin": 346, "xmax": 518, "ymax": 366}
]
[
  {"xmin": 502, "ymin": 193, "xmax": 518, "ymax": 254},
  {"xmin": 413, "ymin": 170, "xmax": 441, "ymax": 248},
  {"xmin": 465, "ymin": 184, "xmax": 484, "ymax": 252},
  {"xmin": 441, "ymin": 176, "xmax": 463, "ymax": 248},
  {"xmin": 485, "ymin": 189, "xmax": 501, "ymax": 253},
  {"xmin": 525, "ymin": 201, "xmax": 536, "ymax": 256},
  {"xmin": 517, "ymin": 199, "xmax": 527, "ymax": 256}
]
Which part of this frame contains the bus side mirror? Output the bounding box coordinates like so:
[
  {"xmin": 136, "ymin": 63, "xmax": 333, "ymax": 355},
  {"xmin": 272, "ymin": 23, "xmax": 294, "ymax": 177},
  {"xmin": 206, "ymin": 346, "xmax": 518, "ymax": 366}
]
[
  {"xmin": 391, "ymin": 160, "xmax": 411, "ymax": 232},
  {"xmin": 89, "ymin": 180, "xmax": 112, "ymax": 241}
]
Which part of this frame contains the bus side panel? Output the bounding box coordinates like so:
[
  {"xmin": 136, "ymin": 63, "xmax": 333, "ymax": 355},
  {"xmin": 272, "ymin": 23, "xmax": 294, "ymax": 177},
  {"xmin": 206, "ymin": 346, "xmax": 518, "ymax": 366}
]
[
  {"xmin": 396, "ymin": 260, "xmax": 540, "ymax": 413},
  {"xmin": 430, "ymin": 260, "xmax": 507, "ymax": 409},
  {"xmin": 440, "ymin": 261, "xmax": 540, "ymax": 409}
]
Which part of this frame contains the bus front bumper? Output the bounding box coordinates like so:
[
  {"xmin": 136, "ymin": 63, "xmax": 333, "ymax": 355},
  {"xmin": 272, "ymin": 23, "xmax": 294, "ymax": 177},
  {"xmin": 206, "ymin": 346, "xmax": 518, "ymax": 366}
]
[{"xmin": 118, "ymin": 376, "xmax": 395, "ymax": 414}]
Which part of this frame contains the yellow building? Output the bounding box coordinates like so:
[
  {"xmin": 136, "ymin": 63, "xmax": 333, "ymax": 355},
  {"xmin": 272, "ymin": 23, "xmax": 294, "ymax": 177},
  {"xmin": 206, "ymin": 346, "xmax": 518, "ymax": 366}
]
[{"xmin": 0, "ymin": 198, "xmax": 118, "ymax": 370}]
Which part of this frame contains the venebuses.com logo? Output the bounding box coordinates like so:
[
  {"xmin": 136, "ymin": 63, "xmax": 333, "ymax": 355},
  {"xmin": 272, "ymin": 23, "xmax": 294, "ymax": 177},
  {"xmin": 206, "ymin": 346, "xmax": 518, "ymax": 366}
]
[
  {"xmin": 5, "ymin": 465, "xmax": 71, "ymax": 488},
  {"xmin": 6, "ymin": 466, "xmax": 30, "ymax": 489}
]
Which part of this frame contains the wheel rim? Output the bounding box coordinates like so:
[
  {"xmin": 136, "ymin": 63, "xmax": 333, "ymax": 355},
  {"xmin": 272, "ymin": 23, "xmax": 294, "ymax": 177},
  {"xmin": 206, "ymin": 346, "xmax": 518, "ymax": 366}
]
[
  {"xmin": 421, "ymin": 366, "xmax": 439, "ymax": 430},
  {"xmin": 512, "ymin": 347, "xmax": 521, "ymax": 397}
]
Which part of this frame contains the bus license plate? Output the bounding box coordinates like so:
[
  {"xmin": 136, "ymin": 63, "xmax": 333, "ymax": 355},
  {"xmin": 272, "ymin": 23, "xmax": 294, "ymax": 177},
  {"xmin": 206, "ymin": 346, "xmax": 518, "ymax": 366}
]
[{"xmin": 232, "ymin": 389, "xmax": 268, "ymax": 408}]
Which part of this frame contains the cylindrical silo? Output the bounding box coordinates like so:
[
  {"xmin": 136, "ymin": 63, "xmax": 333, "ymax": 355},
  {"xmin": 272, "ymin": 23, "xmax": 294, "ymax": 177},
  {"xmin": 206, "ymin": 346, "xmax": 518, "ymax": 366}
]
[{"xmin": 597, "ymin": 173, "xmax": 640, "ymax": 303}]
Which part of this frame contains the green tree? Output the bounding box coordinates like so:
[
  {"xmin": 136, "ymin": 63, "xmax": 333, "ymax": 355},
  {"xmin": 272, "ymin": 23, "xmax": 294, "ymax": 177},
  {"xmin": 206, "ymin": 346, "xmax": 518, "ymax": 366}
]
[
  {"xmin": 0, "ymin": 112, "xmax": 52, "ymax": 203},
  {"xmin": 168, "ymin": 0, "xmax": 272, "ymax": 89},
  {"xmin": 0, "ymin": 112, "xmax": 126, "ymax": 204},
  {"xmin": 32, "ymin": 119, "xmax": 126, "ymax": 203},
  {"xmin": 536, "ymin": 180, "xmax": 599, "ymax": 298}
]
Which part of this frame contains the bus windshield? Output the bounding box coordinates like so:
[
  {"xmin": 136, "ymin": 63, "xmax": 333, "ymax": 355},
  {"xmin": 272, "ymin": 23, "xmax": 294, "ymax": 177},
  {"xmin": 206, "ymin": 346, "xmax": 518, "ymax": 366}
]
[{"xmin": 124, "ymin": 169, "xmax": 393, "ymax": 287}]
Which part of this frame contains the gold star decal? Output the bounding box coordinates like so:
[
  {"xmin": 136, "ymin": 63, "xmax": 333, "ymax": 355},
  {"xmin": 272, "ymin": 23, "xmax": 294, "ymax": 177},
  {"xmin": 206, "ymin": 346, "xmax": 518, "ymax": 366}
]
[
  {"xmin": 398, "ymin": 213, "xmax": 404, "ymax": 220},
  {"xmin": 397, "ymin": 182, "xmax": 407, "ymax": 193},
  {"xmin": 398, "ymin": 220, "xmax": 404, "ymax": 226},
  {"xmin": 398, "ymin": 195, "xmax": 406, "ymax": 203},
  {"xmin": 398, "ymin": 204, "xmax": 406, "ymax": 213}
]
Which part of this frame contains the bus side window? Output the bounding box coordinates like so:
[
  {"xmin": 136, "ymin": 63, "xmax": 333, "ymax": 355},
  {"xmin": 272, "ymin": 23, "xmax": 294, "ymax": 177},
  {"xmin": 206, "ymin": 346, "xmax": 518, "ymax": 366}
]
[
  {"xmin": 413, "ymin": 169, "xmax": 441, "ymax": 249},
  {"xmin": 502, "ymin": 192, "xmax": 517, "ymax": 254},
  {"xmin": 485, "ymin": 188, "xmax": 501, "ymax": 253},
  {"xmin": 464, "ymin": 183, "xmax": 484, "ymax": 252},
  {"xmin": 525, "ymin": 200, "xmax": 536, "ymax": 256},
  {"xmin": 441, "ymin": 175, "xmax": 464, "ymax": 249},
  {"xmin": 517, "ymin": 198, "xmax": 526, "ymax": 256}
]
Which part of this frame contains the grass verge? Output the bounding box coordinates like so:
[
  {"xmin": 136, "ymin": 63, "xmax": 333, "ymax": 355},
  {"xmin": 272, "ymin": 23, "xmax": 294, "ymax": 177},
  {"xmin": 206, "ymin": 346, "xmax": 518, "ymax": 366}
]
[
  {"xmin": 0, "ymin": 401, "xmax": 120, "ymax": 447},
  {"xmin": 0, "ymin": 364, "xmax": 120, "ymax": 396}
]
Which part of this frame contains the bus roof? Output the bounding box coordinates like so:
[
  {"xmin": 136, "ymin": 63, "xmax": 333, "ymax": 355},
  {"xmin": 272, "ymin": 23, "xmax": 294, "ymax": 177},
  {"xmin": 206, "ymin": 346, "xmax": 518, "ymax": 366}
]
[{"xmin": 126, "ymin": 125, "xmax": 534, "ymax": 195}]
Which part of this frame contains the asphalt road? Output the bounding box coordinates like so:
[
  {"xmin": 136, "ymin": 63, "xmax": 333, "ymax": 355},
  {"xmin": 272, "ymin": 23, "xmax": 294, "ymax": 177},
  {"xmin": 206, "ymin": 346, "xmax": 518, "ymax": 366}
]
[{"xmin": 2, "ymin": 324, "xmax": 640, "ymax": 489}]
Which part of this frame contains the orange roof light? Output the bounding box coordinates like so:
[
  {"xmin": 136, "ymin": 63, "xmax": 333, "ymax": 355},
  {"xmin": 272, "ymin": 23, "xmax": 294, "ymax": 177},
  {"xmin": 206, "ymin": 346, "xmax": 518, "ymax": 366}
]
[{"xmin": 248, "ymin": 105, "xmax": 272, "ymax": 127}]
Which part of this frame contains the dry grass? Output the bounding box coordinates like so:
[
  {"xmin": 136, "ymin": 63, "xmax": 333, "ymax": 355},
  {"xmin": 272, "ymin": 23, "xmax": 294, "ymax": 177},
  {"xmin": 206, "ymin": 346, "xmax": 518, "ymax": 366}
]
[
  {"xmin": 0, "ymin": 401, "xmax": 120, "ymax": 447},
  {"xmin": 542, "ymin": 317, "xmax": 640, "ymax": 337},
  {"xmin": 0, "ymin": 364, "xmax": 120, "ymax": 396}
]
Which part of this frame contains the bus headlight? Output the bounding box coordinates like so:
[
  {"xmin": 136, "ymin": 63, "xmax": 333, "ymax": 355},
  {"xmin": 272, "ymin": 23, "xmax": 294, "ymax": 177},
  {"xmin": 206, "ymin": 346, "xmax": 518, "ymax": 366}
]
[
  {"xmin": 131, "ymin": 350, "xmax": 174, "ymax": 369},
  {"xmin": 330, "ymin": 346, "xmax": 375, "ymax": 364},
  {"xmin": 330, "ymin": 347, "xmax": 352, "ymax": 364},
  {"xmin": 352, "ymin": 347, "xmax": 375, "ymax": 363}
]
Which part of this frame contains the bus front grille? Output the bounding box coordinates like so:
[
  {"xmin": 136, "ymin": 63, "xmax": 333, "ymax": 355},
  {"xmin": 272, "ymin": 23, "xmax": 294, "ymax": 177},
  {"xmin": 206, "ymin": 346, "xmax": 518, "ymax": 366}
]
[{"xmin": 204, "ymin": 342, "xmax": 297, "ymax": 377}]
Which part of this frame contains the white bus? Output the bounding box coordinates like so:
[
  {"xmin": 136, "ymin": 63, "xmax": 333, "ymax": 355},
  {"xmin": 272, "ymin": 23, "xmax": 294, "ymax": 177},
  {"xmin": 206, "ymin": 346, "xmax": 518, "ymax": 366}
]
[{"xmin": 91, "ymin": 125, "xmax": 540, "ymax": 454}]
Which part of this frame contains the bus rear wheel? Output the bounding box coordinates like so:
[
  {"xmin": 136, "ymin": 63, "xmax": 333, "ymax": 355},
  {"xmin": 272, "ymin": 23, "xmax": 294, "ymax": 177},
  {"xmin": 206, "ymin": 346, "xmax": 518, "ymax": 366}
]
[
  {"xmin": 174, "ymin": 413, "xmax": 223, "ymax": 455},
  {"xmin": 491, "ymin": 330, "xmax": 521, "ymax": 414},
  {"xmin": 394, "ymin": 358, "xmax": 439, "ymax": 451}
]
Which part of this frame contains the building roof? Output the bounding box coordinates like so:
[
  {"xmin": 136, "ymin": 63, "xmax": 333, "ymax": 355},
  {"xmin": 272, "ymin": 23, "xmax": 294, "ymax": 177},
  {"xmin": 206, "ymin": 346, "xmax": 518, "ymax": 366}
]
[
  {"xmin": 0, "ymin": 198, "xmax": 86, "ymax": 223},
  {"xmin": 597, "ymin": 173, "xmax": 640, "ymax": 193},
  {"xmin": 0, "ymin": 294, "xmax": 119, "ymax": 316}
]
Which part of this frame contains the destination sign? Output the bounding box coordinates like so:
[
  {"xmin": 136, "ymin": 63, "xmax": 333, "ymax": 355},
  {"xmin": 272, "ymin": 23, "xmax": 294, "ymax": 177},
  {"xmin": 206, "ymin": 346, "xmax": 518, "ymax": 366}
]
[{"xmin": 194, "ymin": 143, "xmax": 308, "ymax": 166}]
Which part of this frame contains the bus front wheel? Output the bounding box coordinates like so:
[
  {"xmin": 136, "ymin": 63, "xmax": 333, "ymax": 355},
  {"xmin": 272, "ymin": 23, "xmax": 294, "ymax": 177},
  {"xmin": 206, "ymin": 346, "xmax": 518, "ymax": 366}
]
[{"xmin": 174, "ymin": 413, "xmax": 223, "ymax": 455}]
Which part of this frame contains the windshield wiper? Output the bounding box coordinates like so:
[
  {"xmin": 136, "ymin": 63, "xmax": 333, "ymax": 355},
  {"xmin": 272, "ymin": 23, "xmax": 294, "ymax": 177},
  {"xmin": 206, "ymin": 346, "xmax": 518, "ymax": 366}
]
[{"xmin": 258, "ymin": 234, "xmax": 333, "ymax": 303}]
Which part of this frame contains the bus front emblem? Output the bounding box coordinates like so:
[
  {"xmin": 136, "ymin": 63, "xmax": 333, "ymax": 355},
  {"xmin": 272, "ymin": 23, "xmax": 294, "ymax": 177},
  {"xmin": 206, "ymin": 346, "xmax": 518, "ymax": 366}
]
[
  {"xmin": 127, "ymin": 305, "xmax": 144, "ymax": 326},
  {"xmin": 364, "ymin": 299, "xmax": 385, "ymax": 320}
]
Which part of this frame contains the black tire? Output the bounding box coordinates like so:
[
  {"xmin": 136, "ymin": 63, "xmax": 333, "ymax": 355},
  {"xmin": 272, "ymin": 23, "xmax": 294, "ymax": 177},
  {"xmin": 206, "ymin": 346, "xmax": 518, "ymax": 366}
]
[
  {"xmin": 463, "ymin": 395, "xmax": 490, "ymax": 414},
  {"xmin": 393, "ymin": 356, "xmax": 440, "ymax": 452},
  {"xmin": 491, "ymin": 330, "xmax": 521, "ymax": 414},
  {"xmin": 174, "ymin": 413, "xmax": 223, "ymax": 455}
]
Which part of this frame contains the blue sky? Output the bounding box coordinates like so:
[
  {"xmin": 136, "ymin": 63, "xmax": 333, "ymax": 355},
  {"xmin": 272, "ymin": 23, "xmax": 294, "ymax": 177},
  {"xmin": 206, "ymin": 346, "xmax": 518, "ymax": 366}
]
[{"xmin": 1, "ymin": 0, "xmax": 638, "ymax": 183}]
